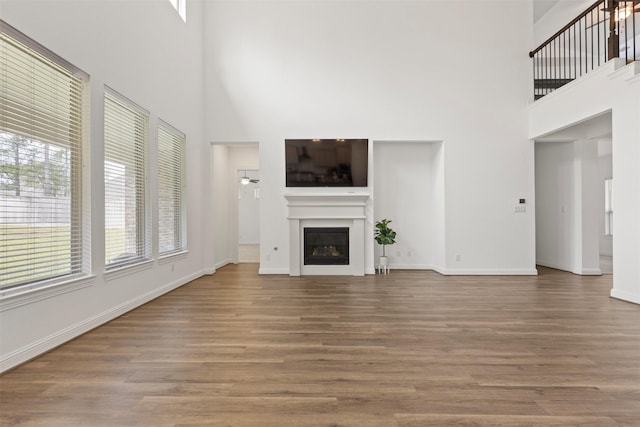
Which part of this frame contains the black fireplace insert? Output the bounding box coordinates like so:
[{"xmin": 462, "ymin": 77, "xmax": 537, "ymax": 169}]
[{"xmin": 304, "ymin": 227, "xmax": 349, "ymax": 265}]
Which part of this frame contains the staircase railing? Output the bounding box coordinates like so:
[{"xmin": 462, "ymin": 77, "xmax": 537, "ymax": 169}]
[{"xmin": 529, "ymin": 0, "xmax": 639, "ymax": 100}]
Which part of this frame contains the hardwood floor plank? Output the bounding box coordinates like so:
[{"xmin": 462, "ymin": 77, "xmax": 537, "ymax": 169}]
[
  {"xmin": 1, "ymin": 265, "xmax": 639, "ymax": 426},
  {"xmin": 395, "ymin": 413, "xmax": 619, "ymax": 427}
]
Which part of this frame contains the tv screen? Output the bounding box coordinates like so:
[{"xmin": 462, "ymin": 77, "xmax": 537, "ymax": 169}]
[{"xmin": 285, "ymin": 139, "xmax": 368, "ymax": 187}]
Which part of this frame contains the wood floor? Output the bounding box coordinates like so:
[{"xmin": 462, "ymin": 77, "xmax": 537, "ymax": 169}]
[{"xmin": 1, "ymin": 265, "xmax": 639, "ymax": 426}]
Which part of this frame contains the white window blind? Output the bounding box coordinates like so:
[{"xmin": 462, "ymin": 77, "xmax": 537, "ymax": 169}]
[
  {"xmin": 157, "ymin": 121, "xmax": 186, "ymax": 255},
  {"xmin": 104, "ymin": 88, "xmax": 148, "ymax": 269},
  {"xmin": 1, "ymin": 21, "xmax": 87, "ymax": 290}
]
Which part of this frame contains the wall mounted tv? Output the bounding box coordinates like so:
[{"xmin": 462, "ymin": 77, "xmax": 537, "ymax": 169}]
[{"xmin": 285, "ymin": 139, "xmax": 368, "ymax": 187}]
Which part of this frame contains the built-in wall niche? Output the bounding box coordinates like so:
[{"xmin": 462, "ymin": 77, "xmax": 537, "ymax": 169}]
[
  {"xmin": 373, "ymin": 141, "xmax": 445, "ymax": 271},
  {"xmin": 285, "ymin": 139, "xmax": 368, "ymax": 187}
]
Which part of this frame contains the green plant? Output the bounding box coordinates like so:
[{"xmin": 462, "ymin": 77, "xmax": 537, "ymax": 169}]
[{"xmin": 374, "ymin": 219, "xmax": 396, "ymax": 257}]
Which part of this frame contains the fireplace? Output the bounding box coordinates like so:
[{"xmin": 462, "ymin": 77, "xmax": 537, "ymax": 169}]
[
  {"xmin": 284, "ymin": 193, "xmax": 369, "ymax": 276},
  {"xmin": 304, "ymin": 227, "xmax": 349, "ymax": 265}
]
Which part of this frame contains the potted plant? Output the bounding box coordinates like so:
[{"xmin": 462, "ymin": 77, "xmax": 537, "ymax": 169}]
[{"xmin": 374, "ymin": 219, "xmax": 396, "ymax": 270}]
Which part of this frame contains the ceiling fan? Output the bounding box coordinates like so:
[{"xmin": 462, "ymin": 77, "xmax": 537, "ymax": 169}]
[
  {"xmin": 584, "ymin": 0, "xmax": 640, "ymax": 29},
  {"xmin": 602, "ymin": 0, "xmax": 640, "ymax": 18},
  {"xmin": 240, "ymin": 170, "xmax": 259, "ymax": 185}
]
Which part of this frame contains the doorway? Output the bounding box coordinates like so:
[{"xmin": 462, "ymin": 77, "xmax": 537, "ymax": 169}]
[
  {"xmin": 210, "ymin": 143, "xmax": 260, "ymax": 269},
  {"xmin": 534, "ymin": 113, "xmax": 612, "ymax": 276},
  {"xmin": 237, "ymin": 169, "xmax": 260, "ymax": 263}
]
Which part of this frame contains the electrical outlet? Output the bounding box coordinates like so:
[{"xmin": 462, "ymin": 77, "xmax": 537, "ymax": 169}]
[
  {"xmin": 397, "ymin": 251, "xmax": 401, "ymax": 257},
  {"xmin": 514, "ymin": 205, "xmax": 526, "ymax": 213},
  {"xmin": 455, "ymin": 254, "xmax": 461, "ymax": 262},
  {"xmin": 407, "ymin": 250, "xmax": 412, "ymax": 257}
]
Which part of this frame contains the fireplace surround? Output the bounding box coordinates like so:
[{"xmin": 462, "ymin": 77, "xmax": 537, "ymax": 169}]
[{"xmin": 285, "ymin": 193, "xmax": 369, "ymax": 276}]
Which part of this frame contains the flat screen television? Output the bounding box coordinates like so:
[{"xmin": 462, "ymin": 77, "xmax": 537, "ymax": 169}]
[{"xmin": 285, "ymin": 139, "xmax": 368, "ymax": 187}]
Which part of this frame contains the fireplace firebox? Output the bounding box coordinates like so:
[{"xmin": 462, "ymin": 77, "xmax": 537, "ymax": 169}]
[{"xmin": 304, "ymin": 227, "xmax": 349, "ymax": 265}]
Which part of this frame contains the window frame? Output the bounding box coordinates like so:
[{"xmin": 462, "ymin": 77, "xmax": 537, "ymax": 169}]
[
  {"xmin": 157, "ymin": 120, "xmax": 187, "ymax": 257},
  {"xmin": 103, "ymin": 86, "xmax": 150, "ymax": 272},
  {"xmin": 0, "ymin": 20, "xmax": 92, "ymax": 303}
]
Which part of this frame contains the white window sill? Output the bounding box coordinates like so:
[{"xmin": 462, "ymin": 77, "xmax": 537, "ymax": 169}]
[
  {"xmin": 104, "ymin": 259, "xmax": 154, "ymax": 282},
  {"xmin": 158, "ymin": 250, "xmax": 189, "ymax": 264},
  {"xmin": 0, "ymin": 275, "xmax": 96, "ymax": 312}
]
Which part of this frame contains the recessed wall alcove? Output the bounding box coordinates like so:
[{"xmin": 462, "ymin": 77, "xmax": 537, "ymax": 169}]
[{"xmin": 373, "ymin": 140, "xmax": 445, "ymax": 272}]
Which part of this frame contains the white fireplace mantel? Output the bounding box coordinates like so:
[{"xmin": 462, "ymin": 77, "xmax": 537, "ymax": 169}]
[{"xmin": 285, "ymin": 192, "xmax": 370, "ymax": 276}]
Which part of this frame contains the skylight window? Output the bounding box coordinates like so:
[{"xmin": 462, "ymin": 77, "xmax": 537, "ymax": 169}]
[{"xmin": 169, "ymin": 0, "xmax": 186, "ymax": 22}]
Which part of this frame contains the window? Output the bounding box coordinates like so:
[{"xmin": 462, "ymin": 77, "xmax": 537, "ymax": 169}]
[
  {"xmin": 1, "ymin": 21, "xmax": 88, "ymax": 291},
  {"xmin": 104, "ymin": 88, "xmax": 149, "ymax": 269},
  {"xmin": 157, "ymin": 121, "xmax": 186, "ymax": 255},
  {"xmin": 169, "ymin": 0, "xmax": 186, "ymax": 22},
  {"xmin": 605, "ymin": 178, "xmax": 613, "ymax": 236}
]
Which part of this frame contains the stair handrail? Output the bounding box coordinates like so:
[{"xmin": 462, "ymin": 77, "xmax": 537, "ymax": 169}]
[
  {"xmin": 529, "ymin": 0, "xmax": 638, "ymax": 99},
  {"xmin": 529, "ymin": 0, "xmax": 603, "ymax": 58}
]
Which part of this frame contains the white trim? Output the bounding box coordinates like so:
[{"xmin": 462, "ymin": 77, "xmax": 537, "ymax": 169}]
[
  {"xmin": 0, "ymin": 270, "xmax": 204, "ymax": 373},
  {"xmin": 158, "ymin": 250, "xmax": 189, "ymax": 264},
  {"xmin": 104, "ymin": 259, "xmax": 154, "ymax": 282},
  {"xmin": 573, "ymin": 268, "xmax": 602, "ymax": 276},
  {"xmin": 382, "ymin": 264, "xmax": 435, "ymax": 270},
  {"xmin": 258, "ymin": 268, "xmax": 289, "ymax": 275},
  {"xmin": 438, "ymin": 268, "xmax": 539, "ymax": 276},
  {"xmin": 0, "ymin": 20, "xmax": 89, "ymax": 79},
  {"xmin": 536, "ymin": 261, "xmax": 572, "ymax": 272},
  {"xmin": 0, "ymin": 275, "xmax": 96, "ymax": 312},
  {"xmin": 537, "ymin": 261, "xmax": 602, "ymax": 276},
  {"xmin": 214, "ymin": 259, "xmax": 234, "ymax": 270},
  {"xmin": 610, "ymin": 289, "xmax": 640, "ymax": 305},
  {"xmin": 104, "ymin": 85, "xmax": 149, "ymax": 116},
  {"xmin": 529, "ymin": 59, "xmax": 626, "ymax": 107},
  {"xmin": 202, "ymin": 267, "xmax": 216, "ymax": 275}
]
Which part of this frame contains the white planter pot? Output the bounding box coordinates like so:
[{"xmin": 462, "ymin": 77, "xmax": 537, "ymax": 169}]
[{"xmin": 377, "ymin": 256, "xmax": 390, "ymax": 274}]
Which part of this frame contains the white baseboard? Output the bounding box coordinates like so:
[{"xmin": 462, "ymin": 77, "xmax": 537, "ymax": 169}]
[
  {"xmin": 610, "ymin": 289, "xmax": 640, "ymax": 305},
  {"xmin": 440, "ymin": 268, "xmax": 538, "ymax": 275},
  {"xmin": 214, "ymin": 259, "xmax": 234, "ymax": 270},
  {"xmin": 536, "ymin": 261, "xmax": 572, "ymax": 272},
  {"xmin": 537, "ymin": 262, "xmax": 602, "ymax": 276},
  {"xmin": 0, "ymin": 270, "xmax": 204, "ymax": 374},
  {"xmin": 431, "ymin": 265, "xmax": 447, "ymax": 275},
  {"xmin": 202, "ymin": 266, "xmax": 216, "ymax": 275},
  {"xmin": 384, "ymin": 264, "xmax": 434, "ymax": 270},
  {"xmin": 574, "ymin": 268, "xmax": 602, "ymax": 276},
  {"xmin": 258, "ymin": 268, "xmax": 289, "ymax": 275}
]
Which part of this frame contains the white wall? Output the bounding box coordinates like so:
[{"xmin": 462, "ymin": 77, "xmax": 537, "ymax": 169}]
[
  {"xmin": 529, "ymin": 59, "xmax": 640, "ymax": 303},
  {"xmin": 534, "ymin": 0, "xmax": 594, "ymax": 46},
  {"xmin": 204, "ymin": 0, "xmax": 537, "ymax": 276},
  {"xmin": 0, "ymin": 0, "xmax": 209, "ymax": 372}
]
